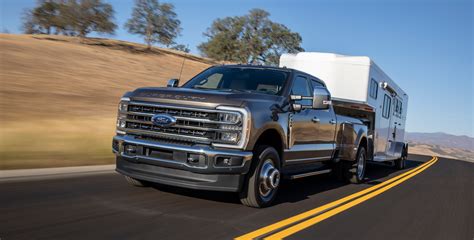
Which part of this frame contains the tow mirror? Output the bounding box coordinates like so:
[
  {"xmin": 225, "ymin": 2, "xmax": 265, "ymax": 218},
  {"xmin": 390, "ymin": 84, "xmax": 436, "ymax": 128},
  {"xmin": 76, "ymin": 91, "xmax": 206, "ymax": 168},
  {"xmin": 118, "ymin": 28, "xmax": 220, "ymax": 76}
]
[
  {"xmin": 289, "ymin": 95, "xmax": 303, "ymax": 111},
  {"xmin": 167, "ymin": 79, "xmax": 179, "ymax": 88},
  {"xmin": 313, "ymin": 88, "xmax": 331, "ymax": 110}
]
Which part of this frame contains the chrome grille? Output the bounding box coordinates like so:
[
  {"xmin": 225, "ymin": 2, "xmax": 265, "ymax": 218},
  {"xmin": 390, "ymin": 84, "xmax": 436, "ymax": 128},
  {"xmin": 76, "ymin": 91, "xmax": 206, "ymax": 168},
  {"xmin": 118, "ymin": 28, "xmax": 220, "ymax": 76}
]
[
  {"xmin": 128, "ymin": 104, "xmax": 218, "ymax": 120},
  {"xmin": 120, "ymin": 102, "xmax": 242, "ymax": 145}
]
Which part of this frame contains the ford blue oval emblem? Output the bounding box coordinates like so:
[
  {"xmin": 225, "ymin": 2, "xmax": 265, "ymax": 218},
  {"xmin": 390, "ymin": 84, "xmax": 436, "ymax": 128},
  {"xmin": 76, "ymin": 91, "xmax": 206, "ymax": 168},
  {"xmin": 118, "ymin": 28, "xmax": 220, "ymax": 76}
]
[{"xmin": 151, "ymin": 114, "xmax": 176, "ymax": 127}]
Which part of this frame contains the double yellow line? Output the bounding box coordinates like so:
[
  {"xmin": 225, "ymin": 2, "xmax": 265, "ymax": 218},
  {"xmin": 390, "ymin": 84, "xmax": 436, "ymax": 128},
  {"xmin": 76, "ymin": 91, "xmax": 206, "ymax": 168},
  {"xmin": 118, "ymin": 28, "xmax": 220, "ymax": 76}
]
[{"xmin": 236, "ymin": 156, "xmax": 438, "ymax": 240}]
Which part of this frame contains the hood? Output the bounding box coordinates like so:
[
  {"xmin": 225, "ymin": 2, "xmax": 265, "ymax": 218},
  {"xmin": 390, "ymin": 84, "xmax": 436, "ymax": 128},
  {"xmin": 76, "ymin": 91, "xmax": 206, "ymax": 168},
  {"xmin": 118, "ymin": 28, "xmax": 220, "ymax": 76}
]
[{"xmin": 128, "ymin": 87, "xmax": 281, "ymax": 108}]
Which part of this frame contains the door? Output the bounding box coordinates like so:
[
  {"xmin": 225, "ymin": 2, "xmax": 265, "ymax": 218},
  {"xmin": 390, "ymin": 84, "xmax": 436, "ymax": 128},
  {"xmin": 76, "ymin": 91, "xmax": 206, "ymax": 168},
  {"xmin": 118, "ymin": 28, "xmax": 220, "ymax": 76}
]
[
  {"xmin": 375, "ymin": 93, "xmax": 392, "ymax": 160},
  {"xmin": 285, "ymin": 75, "xmax": 334, "ymax": 164},
  {"xmin": 387, "ymin": 96, "xmax": 403, "ymax": 158},
  {"xmin": 310, "ymin": 79, "xmax": 337, "ymax": 157}
]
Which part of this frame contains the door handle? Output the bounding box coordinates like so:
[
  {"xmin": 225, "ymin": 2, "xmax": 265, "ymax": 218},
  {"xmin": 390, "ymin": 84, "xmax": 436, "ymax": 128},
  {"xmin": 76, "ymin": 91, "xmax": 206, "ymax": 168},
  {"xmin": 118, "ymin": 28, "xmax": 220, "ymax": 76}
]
[
  {"xmin": 312, "ymin": 117, "xmax": 320, "ymax": 123},
  {"xmin": 329, "ymin": 119, "xmax": 336, "ymax": 125}
]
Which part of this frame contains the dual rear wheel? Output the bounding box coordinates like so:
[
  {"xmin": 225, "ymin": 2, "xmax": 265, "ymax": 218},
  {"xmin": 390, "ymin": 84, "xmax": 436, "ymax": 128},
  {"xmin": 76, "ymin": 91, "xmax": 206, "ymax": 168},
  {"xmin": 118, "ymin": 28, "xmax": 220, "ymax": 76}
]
[{"xmin": 341, "ymin": 146, "xmax": 367, "ymax": 184}]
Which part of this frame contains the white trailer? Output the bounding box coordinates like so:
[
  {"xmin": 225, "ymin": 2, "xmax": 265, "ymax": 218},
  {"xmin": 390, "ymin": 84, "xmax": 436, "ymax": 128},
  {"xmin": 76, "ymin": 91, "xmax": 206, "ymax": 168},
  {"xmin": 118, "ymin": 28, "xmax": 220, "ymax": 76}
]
[{"xmin": 280, "ymin": 52, "xmax": 409, "ymax": 163}]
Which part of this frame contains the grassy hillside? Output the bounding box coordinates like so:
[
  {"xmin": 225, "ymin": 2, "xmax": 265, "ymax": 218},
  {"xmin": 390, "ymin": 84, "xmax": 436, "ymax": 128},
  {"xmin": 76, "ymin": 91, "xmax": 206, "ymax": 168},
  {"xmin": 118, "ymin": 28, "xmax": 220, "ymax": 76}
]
[{"xmin": 0, "ymin": 34, "xmax": 212, "ymax": 169}]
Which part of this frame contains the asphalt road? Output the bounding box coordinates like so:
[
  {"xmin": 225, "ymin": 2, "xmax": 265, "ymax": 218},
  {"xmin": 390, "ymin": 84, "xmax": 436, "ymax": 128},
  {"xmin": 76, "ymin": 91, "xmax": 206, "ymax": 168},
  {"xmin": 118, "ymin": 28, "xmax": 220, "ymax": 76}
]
[{"xmin": 1, "ymin": 155, "xmax": 473, "ymax": 240}]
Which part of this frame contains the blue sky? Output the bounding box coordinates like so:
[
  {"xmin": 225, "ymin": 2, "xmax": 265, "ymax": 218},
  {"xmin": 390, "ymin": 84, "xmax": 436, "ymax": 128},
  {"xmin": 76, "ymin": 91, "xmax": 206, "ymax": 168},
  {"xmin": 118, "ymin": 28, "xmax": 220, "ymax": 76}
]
[{"xmin": 1, "ymin": 0, "xmax": 473, "ymax": 137}]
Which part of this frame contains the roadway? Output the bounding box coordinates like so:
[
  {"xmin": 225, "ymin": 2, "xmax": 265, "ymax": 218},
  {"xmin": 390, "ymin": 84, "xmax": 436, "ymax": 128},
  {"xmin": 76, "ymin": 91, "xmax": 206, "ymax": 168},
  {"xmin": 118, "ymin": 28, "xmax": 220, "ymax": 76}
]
[{"xmin": 1, "ymin": 155, "xmax": 472, "ymax": 240}]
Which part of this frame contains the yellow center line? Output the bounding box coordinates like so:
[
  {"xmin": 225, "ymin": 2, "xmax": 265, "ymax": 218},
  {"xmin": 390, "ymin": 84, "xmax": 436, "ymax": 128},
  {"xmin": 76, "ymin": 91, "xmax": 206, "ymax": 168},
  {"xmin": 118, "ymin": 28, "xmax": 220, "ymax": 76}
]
[
  {"xmin": 235, "ymin": 156, "xmax": 437, "ymax": 240},
  {"xmin": 264, "ymin": 157, "xmax": 438, "ymax": 240}
]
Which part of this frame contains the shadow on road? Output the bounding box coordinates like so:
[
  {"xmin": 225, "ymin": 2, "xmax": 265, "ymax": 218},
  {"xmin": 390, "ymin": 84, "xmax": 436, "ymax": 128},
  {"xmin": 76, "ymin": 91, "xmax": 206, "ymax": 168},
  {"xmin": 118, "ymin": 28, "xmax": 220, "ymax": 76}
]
[{"xmin": 147, "ymin": 158, "xmax": 427, "ymax": 206}]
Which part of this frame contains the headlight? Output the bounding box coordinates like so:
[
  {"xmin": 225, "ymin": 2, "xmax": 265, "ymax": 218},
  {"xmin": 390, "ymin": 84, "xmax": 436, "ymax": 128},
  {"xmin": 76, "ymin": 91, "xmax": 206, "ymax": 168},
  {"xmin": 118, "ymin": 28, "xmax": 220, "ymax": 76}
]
[
  {"xmin": 117, "ymin": 119, "xmax": 126, "ymax": 128},
  {"xmin": 218, "ymin": 112, "xmax": 241, "ymax": 124},
  {"xmin": 118, "ymin": 101, "xmax": 128, "ymax": 112},
  {"xmin": 213, "ymin": 106, "xmax": 250, "ymax": 149}
]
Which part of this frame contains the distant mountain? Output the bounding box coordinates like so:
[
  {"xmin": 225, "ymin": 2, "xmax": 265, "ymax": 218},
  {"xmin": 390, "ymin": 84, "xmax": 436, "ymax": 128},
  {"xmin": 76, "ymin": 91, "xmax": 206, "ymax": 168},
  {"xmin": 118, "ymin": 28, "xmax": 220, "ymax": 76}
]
[{"xmin": 406, "ymin": 132, "xmax": 473, "ymax": 151}]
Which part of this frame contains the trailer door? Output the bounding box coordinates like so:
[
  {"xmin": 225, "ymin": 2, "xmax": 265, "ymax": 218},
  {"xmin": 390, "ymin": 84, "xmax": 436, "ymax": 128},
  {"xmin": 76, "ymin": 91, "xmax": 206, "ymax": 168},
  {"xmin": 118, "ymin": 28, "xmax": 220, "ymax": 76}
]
[
  {"xmin": 375, "ymin": 94, "xmax": 392, "ymax": 160},
  {"xmin": 386, "ymin": 96, "xmax": 404, "ymax": 158}
]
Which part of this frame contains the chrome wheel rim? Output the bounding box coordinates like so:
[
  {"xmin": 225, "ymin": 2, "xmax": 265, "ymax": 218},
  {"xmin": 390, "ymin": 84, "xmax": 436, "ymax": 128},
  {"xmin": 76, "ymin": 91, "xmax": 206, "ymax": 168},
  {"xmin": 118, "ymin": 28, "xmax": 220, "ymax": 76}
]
[
  {"xmin": 357, "ymin": 151, "xmax": 366, "ymax": 180},
  {"xmin": 259, "ymin": 159, "xmax": 280, "ymax": 199}
]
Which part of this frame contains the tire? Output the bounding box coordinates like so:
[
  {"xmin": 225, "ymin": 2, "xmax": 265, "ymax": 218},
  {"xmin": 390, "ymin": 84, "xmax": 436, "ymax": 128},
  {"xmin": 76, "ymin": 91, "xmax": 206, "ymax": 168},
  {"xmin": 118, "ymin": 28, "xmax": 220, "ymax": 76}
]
[
  {"xmin": 394, "ymin": 146, "xmax": 407, "ymax": 170},
  {"xmin": 343, "ymin": 146, "xmax": 367, "ymax": 184},
  {"xmin": 124, "ymin": 176, "xmax": 149, "ymax": 187},
  {"xmin": 239, "ymin": 145, "xmax": 281, "ymax": 208}
]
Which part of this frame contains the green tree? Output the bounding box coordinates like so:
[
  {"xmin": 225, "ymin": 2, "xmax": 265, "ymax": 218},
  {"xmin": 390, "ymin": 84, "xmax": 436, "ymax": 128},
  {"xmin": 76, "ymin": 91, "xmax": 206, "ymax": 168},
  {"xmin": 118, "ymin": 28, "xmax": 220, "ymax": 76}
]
[
  {"xmin": 65, "ymin": 0, "xmax": 117, "ymax": 37},
  {"xmin": 171, "ymin": 44, "xmax": 190, "ymax": 53},
  {"xmin": 22, "ymin": 1, "xmax": 63, "ymax": 34},
  {"xmin": 198, "ymin": 9, "xmax": 304, "ymax": 65},
  {"xmin": 125, "ymin": 0, "xmax": 182, "ymax": 49},
  {"xmin": 22, "ymin": 0, "xmax": 116, "ymax": 37}
]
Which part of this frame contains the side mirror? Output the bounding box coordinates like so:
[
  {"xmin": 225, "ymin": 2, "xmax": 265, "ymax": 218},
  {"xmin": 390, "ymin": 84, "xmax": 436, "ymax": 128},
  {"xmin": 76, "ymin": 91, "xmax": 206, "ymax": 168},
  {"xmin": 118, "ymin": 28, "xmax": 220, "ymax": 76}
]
[
  {"xmin": 313, "ymin": 88, "xmax": 331, "ymax": 110},
  {"xmin": 167, "ymin": 79, "xmax": 179, "ymax": 88},
  {"xmin": 289, "ymin": 95, "xmax": 303, "ymax": 112}
]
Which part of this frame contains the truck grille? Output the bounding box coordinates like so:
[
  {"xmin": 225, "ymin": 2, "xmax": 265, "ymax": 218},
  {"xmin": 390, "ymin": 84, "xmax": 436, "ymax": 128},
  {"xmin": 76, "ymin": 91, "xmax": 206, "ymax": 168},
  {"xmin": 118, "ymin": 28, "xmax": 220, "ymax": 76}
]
[{"xmin": 120, "ymin": 102, "xmax": 242, "ymax": 145}]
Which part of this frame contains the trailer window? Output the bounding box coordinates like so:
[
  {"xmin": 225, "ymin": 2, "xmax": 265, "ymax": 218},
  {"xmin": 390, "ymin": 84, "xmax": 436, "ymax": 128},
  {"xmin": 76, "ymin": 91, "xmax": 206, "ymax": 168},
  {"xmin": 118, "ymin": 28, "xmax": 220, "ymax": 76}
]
[
  {"xmin": 395, "ymin": 99, "xmax": 399, "ymax": 116},
  {"xmin": 399, "ymin": 102, "xmax": 403, "ymax": 115},
  {"xmin": 370, "ymin": 78, "xmax": 378, "ymax": 99},
  {"xmin": 382, "ymin": 94, "xmax": 391, "ymax": 118}
]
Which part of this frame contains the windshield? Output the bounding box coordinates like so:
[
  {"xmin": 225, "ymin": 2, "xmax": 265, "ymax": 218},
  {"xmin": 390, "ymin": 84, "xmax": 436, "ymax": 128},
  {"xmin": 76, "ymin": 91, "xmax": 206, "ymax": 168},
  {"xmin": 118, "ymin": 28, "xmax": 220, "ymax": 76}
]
[{"xmin": 182, "ymin": 66, "xmax": 290, "ymax": 95}]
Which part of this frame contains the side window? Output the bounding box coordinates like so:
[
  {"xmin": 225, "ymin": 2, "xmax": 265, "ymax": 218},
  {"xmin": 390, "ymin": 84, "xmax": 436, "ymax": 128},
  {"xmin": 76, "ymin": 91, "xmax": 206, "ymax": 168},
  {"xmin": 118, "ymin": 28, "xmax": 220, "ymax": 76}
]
[
  {"xmin": 291, "ymin": 75, "xmax": 312, "ymax": 105},
  {"xmin": 370, "ymin": 78, "xmax": 378, "ymax": 99},
  {"xmin": 311, "ymin": 79, "xmax": 324, "ymax": 89},
  {"xmin": 382, "ymin": 94, "xmax": 391, "ymax": 118}
]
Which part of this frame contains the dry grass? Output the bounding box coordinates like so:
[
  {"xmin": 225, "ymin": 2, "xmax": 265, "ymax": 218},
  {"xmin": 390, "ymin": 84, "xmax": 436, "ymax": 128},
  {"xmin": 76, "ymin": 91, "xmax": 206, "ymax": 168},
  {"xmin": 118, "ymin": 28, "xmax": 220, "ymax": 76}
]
[
  {"xmin": 0, "ymin": 118, "xmax": 114, "ymax": 169},
  {"xmin": 0, "ymin": 34, "xmax": 212, "ymax": 169},
  {"xmin": 409, "ymin": 143, "xmax": 474, "ymax": 163}
]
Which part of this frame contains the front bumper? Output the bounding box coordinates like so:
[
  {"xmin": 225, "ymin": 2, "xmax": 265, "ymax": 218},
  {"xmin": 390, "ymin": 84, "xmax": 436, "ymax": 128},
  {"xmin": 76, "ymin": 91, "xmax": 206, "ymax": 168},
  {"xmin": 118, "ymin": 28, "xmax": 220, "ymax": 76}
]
[{"xmin": 113, "ymin": 135, "xmax": 253, "ymax": 192}]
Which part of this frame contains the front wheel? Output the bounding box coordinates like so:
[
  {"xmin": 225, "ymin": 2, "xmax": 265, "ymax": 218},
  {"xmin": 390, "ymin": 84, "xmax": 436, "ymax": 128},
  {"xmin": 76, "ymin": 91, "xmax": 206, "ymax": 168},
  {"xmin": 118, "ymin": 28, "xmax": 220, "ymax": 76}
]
[
  {"xmin": 343, "ymin": 146, "xmax": 367, "ymax": 184},
  {"xmin": 240, "ymin": 146, "xmax": 281, "ymax": 208}
]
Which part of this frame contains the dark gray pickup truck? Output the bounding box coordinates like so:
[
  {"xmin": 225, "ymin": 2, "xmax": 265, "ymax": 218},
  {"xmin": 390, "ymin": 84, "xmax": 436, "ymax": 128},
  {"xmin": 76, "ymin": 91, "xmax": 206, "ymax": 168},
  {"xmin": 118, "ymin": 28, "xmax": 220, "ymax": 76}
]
[{"xmin": 113, "ymin": 65, "xmax": 368, "ymax": 207}]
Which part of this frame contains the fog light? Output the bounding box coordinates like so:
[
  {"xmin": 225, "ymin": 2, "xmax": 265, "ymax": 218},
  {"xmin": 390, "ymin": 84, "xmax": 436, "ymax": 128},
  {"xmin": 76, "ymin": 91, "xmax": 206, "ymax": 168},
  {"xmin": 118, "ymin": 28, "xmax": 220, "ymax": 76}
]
[
  {"xmin": 187, "ymin": 154, "xmax": 200, "ymax": 163},
  {"xmin": 215, "ymin": 156, "xmax": 243, "ymax": 167},
  {"xmin": 124, "ymin": 145, "xmax": 137, "ymax": 154},
  {"xmin": 186, "ymin": 154, "xmax": 206, "ymax": 167}
]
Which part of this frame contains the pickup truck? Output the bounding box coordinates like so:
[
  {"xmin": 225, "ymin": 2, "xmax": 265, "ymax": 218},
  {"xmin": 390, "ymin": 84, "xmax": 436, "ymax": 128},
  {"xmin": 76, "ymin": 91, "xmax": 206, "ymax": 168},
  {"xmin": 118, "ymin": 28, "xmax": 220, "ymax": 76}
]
[{"xmin": 113, "ymin": 65, "xmax": 369, "ymax": 208}]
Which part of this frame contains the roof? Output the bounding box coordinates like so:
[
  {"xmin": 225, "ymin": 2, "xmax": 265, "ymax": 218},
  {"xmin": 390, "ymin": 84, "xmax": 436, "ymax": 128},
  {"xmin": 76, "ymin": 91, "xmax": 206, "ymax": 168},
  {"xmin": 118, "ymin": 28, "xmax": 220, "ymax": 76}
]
[
  {"xmin": 287, "ymin": 52, "xmax": 372, "ymax": 65},
  {"xmin": 219, "ymin": 64, "xmax": 294, "ymax": 72}
]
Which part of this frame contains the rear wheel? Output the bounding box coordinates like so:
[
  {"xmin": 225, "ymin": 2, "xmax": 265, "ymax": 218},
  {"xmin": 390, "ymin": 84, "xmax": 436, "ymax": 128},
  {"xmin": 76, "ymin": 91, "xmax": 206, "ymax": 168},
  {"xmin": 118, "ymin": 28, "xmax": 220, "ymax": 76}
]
[
  {"xmin": 343, "ymin": 146, "xmax": 367, "ymax": 184},
  {"xmin": 240, "ymin": 146, "xmax": 281, "ymax": 208},
  {"xmin": 124, "ymin": 176, "xmax": 149, "ymax": 187}
]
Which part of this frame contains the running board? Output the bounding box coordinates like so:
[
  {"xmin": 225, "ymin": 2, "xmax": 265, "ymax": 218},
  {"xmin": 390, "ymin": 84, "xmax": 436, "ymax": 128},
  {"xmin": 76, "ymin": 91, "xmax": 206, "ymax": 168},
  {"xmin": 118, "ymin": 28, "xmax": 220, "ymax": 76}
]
[{"xmin": 289, "ymin": 169, "xmax": 332, "ymax": 180}]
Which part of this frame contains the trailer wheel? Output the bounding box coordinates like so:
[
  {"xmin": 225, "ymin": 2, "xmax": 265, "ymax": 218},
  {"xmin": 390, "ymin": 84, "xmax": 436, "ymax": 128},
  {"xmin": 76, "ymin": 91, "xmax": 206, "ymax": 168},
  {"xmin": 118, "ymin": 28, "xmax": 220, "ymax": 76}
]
[
  {"xmin": 124, "ymin": 176, "xmax": 149, "ymax": 187},
  {"xmin": 344, "ymin": 146, "xmax": 367, "ymax": 184},
  {"xmin": 394, "ymin": 146, "xmax": 408, "ymax": 170},
  {"xmin": 239, "ymin": 145, "xmax": 281, "ymax": 208}
]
